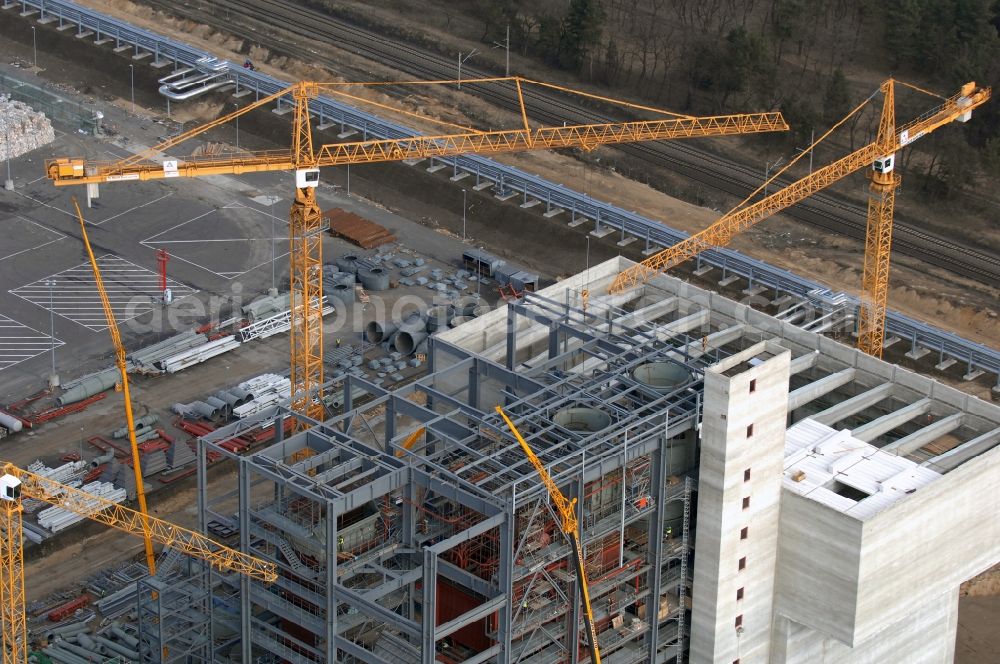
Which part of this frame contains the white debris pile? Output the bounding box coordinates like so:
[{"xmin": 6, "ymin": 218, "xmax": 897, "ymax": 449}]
[{"xmin": 0, "ymin": 95, "xmax": 55, "ymax": 161}]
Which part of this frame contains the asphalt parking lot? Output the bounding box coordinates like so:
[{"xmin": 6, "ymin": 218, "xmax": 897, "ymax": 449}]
[{"xmin": 0, "ymin": 127, "xmax": 482, "ymax": 404}]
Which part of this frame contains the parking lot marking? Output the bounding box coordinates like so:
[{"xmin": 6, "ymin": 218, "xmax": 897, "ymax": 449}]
[
  {"xmin": 0, "ymin": 314, "xmax": 64, "ymax": 372},
  {"xmin": 141, "ymin": 201, "xmax": 290, "ymax": 280},
  {"xmin": 0, "ymin": 217, "xmax": 67, "ymax": 263},
  {"xmin": 9, "ymin": 255, "xmax": 198, "ymax": 331}
]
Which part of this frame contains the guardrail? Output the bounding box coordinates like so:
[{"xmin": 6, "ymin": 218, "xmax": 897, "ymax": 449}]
[{"xmin": 10, "ymin": 0, "xmax": 999, "ymax": 388}]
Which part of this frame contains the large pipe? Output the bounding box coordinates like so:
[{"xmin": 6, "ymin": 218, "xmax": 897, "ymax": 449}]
[
  {"xmin": 395, "ymin": 330, "xmax": 428, "ymax": 355},
  {"xmin": 109, "ymin": 625, "xmax": 139, "ymax": 649},
  {"xmin": 50, "ymin": 640, "xmax": 102, "ymax": 662},
  {"xmin": 57, "ymin": 368, "xmax": 119, "ymax": 406},
  {"xmin": 42, "ymin": 622, "xmax": 90, "ymax": 640},
  {"xmin": 190, "ymin": 401, "xmax": 219, "ymax": 420},
  {"xmin": 205, "ymin": 396, "xmax": 228, "ymax": 413},
  {"xmin": 74, "ymin": 634, "xmax": 97, "ymax": 651},
  {"xmin": 0, "ymin": 410, "xmax": 22, "ymax": 434},
  {"xmin": 89, "ymin": 451, "xmax": 114, "ymax": 469},
  {"xmin": 228, "ymin": 387, "xmax": 252, "ymax": 404},
  {"xmin": 91, "ymin": 635, "xmax": 139, "ymax": 661},
  {"xmin": 112, "ymin": 414, "xmax": 158, "ymax": 439},
  {"xmin": 364, "ymin": 321, "xmax": 397, "ymax": 343},
  {"xmin": 215, "ymin": 391, "xmax": 242, "ymax": 409},
  {"xmin": 42, "ymin": 646, "xmax": 91, "ymax": 664}
]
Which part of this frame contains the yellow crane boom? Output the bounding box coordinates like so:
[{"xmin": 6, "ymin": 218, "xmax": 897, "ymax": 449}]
[
  {"xmin": 496, "ymin": 406, "xmax": 601, "ymax": 664},
  {"xmin": 0, "ymin": 463, "xmax": 276, "ymax": 663},
  {"xmin": 609, "ymin": 81, "xmax": 990, "ymax": 357},
  {"xmin": 45, "ymin": 77, "xmax": 787, "ymax": 426},
  {"xmin": 71, "ymin": 197, "xmax": 157, "ymax": 577}
]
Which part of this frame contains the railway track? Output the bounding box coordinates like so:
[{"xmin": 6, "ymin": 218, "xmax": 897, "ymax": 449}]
[{"xmin": 142, "ymin": 0, "xmax": 1000, "ymax": 285}]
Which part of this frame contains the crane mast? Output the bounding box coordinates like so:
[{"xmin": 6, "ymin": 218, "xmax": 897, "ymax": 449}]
[{"xmin": 857, "ymin": 81, "xmax": 899, "ymax": 356}]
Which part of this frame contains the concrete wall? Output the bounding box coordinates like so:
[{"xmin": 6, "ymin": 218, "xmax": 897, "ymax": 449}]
[
  {"xmin": 774, "ymin": 491, "xmax": 864, "ymax": 645},
  {"xmin": 854, "ymin": 439, "xmax": 1000, "ymax": 643},
  {"xmin": 690, "ymin": 341, "xmax": 790, "ymax": 664},
  {"xmin": 771, "ymin": 588, "xmax": 958, "ymax": 664},
  {"xmin": 774, "ymin": 437, "xmax": 1000, "ymax": 648}
]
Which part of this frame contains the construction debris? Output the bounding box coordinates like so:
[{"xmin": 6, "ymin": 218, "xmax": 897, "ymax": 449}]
[{"xmin": 0, "ymin": 95, "xmax": 55, "ymax": 161}]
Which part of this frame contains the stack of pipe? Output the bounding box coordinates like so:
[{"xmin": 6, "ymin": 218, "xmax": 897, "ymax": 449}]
[
  {"xmin": 57, "ymin": 368, "xmax": 119, "ymax": 406},
  {"xmin": 37, "ymin": 482, "xmax": 126, "ymax": 532},
  {"xmin": 155, "ymin": 335, "xmax": 241, "ymax": 373},
  {"xmin": 129, "ymin": 330, "xmax": 209, "ymax": 372},
  {"xmin": 112, "ymin": 414, "xmax": 159, "ymax": 439},
  {"xmin": 42, "ymin": 624, "xmax": 141, "ymax": 663},
  {"xmin": 28, "ymin": 460, "xmax": 87, "ymax": 484},
  {"xmin": 242, "ymin": 293, "xmax": 292, "ymax": 321},
  {"xmin": 232, "ymin": 375, "xmax": 291, "ymax": 419}
]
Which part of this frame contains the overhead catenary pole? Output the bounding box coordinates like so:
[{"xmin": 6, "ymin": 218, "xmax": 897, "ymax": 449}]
[{"xmin": 457, "ymin": 50, "xmax": 478, "ymax": 90}]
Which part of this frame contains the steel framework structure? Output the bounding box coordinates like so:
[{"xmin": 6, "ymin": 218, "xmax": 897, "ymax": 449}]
[{"xmin": 194, "ymin": 288, "xmax": 721, "ymax": 664}]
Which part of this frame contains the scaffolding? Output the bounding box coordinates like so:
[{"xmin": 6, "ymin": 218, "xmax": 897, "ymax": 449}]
[{"xmin": 192, "ymin": 287, "xmax": 724, "ymax": 663}]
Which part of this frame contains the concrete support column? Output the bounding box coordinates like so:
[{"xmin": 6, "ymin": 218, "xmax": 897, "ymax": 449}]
[{"xmin": 689, "ymin": 341, "xmax": 790, "ymax": 664}]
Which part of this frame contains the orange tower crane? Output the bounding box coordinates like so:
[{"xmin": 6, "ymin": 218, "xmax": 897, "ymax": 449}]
[
  {"xmin": 609, "ymin": 80, "xmax": 990, "ymax": 357},
  {"xmin": 0, "ymin": 462, "xmax": 276, "ymax": 664},
  {"xmin": 71, "ymin": 197, "xmax": 157, "ymax": 577},
  {"xmin": 46, "ymin": 77, "xmax": 788, "ymax": 422}
]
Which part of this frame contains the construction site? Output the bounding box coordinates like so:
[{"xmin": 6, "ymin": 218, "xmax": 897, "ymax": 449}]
[{"xmin": 0, "ymin": 1, "xmax": 998, "ymax": 663}]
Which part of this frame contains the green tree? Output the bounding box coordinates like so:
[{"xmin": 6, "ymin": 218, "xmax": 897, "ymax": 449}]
[
  {"xmin": 559, "ymin": 0, "xmax": 605, "ymax": 71},
  {"xmin": 883, "ymin": 0, "xmax": 923, "ymax": 67},
  {"xmin": 719, "ymin": 27, "xmax": 772, "ymax": 107},
  {"xmin": 822, "ymin": 68, "xmax": 851, "ymax": 125}
]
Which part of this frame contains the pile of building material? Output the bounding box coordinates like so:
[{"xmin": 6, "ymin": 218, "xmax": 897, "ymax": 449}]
[
  {"xmin": 129, "ymin": 330, "xmax": 209, "ymax": 373},
  {"xmin": 41, "ymin": 622, "xmax": 141, "ymax": 662},
  {"xmin": 36, "ymin": 481, "xmax": 127, "ymax": 533},
  {"xmin": 0, "ymin": 95, "xmax": 55, "ymax": 161},
  {"xmin": 154, "ymin": 334, "xmax": 240, "ymax": 373},
  {"xmin": 232, "ymin": 373, "xmax": 291, "ymax": 418},
  {"xmin": 324, "ymin": 208, "xmax": 396, "ymax": 248}
]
